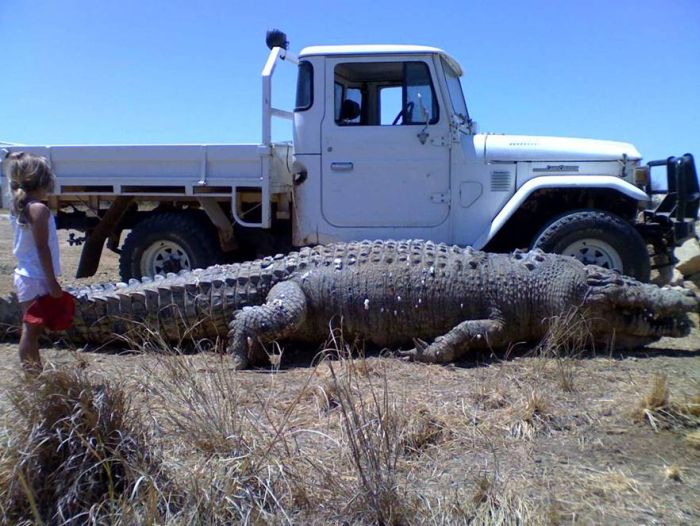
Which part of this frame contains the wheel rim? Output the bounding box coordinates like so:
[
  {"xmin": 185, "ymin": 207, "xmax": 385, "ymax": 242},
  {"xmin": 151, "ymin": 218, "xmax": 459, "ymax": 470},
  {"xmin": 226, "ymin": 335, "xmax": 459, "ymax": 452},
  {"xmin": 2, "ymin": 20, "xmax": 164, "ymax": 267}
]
[
  {"xmin": 561, "ymin": 239, "xmax": 623, "ymax": 271},
  {"xmin": 141, "ymin": 241, "xmax": 191, "ymax": 276}
]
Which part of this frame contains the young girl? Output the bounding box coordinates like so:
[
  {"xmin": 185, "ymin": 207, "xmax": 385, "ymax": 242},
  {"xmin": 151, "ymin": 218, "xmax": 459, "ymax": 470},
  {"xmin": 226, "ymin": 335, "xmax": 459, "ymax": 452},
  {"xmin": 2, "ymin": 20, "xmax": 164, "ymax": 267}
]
[{"xmin": 6, "ymin": 152, "xmax": 63, "ymax": 373}]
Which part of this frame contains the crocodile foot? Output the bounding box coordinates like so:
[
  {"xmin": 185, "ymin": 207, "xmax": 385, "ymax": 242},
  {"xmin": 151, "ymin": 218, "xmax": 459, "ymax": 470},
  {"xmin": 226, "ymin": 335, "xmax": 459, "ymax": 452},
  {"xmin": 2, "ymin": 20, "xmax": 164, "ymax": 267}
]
[
  {"xmin": 231, "ymin": 353, "xmax": 249, "ymax": 370},
  {"xmin": 399, "ymin": 338, "xmax": 439, "ymax": 363}
]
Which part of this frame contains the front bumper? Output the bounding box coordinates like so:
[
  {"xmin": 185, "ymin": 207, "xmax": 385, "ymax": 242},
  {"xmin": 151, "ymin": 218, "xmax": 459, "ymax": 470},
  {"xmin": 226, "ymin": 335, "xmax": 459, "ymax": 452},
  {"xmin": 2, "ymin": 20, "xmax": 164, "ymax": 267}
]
[{"xmin": 640, "ymin": 154, "xmax": 699, "ymax": 247}]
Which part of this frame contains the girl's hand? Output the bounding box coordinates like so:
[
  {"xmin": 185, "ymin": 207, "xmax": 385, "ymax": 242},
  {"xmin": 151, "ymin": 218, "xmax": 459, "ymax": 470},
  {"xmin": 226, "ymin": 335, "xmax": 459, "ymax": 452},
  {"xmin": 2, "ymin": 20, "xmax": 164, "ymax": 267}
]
[{"xmin": 48, "ymin": 279, "xmax": 63, "ymax": 298}]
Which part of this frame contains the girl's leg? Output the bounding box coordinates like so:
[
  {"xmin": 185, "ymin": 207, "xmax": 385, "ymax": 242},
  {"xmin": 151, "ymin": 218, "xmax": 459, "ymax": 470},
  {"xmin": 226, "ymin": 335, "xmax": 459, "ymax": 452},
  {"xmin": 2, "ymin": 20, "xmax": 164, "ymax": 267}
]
[{"xmin": 19, "ymin": 300, "xmax": 43, "ymax": 375}]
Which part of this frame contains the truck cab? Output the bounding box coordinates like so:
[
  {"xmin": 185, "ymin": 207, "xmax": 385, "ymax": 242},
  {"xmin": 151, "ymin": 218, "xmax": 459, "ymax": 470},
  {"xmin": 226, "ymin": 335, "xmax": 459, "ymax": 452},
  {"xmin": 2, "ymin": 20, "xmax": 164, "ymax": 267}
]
[{"xmin": 294, "ymin": 46, "xmax": 455, "ymax": 241}]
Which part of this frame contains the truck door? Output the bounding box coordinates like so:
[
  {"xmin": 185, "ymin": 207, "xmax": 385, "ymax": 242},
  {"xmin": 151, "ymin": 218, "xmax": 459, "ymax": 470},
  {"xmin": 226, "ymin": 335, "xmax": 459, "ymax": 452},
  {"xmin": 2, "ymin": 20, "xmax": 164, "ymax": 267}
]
[{"xmin": 321, "ymin": 58, "xmax": 450, "ymax": 228}]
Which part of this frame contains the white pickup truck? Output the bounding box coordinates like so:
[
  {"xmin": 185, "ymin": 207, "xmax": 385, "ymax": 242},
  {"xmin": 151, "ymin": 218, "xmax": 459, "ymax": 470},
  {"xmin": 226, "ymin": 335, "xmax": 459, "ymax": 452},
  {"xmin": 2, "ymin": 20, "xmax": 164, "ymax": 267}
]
[{"xmin": 2, "ymin": 31, "xmax": 698, "ymax": 282}]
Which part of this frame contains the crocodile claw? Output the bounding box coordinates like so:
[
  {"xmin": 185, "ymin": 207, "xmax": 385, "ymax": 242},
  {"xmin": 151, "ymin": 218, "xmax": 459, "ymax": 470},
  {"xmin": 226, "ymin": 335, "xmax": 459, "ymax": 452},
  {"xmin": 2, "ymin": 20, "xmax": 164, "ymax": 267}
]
[
  {"xmin": 413, "ymin": 338, "xmax": 429, "ymax": 352},
  {"xmin": 399, "ymin": 338, "xmax": 430, "ymax": 361},
  {"xmin": 398, "ymin": 349, "xmax": 416, "ymax": 361}
]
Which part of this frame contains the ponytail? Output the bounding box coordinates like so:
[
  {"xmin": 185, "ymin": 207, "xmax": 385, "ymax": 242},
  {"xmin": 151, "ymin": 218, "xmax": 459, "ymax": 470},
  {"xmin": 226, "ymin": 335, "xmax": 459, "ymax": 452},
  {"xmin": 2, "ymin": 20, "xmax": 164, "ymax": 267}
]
[{"xmin": 10, "ymin": 186, "xmax": 28, "ymax": 223}]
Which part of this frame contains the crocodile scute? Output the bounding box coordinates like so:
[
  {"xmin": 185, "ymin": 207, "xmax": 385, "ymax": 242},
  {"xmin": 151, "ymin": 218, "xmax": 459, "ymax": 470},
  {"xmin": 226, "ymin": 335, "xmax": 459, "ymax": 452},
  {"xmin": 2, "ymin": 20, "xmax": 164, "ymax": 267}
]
[{"xmin": 0, "ymin": 240, "xmax": 697, "ymax": 369}]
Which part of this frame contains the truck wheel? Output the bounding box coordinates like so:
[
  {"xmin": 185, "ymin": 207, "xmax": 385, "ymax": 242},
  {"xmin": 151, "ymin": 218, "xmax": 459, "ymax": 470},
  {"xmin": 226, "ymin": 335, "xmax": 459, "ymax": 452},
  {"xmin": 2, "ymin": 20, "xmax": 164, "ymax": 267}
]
[
  {"xmin": 532, "ymin": 210, "xmax": 651, "ymax": 281},
  {"xmin": 119, "ymin": 212, "xmax": 222, "ymax": 280}
]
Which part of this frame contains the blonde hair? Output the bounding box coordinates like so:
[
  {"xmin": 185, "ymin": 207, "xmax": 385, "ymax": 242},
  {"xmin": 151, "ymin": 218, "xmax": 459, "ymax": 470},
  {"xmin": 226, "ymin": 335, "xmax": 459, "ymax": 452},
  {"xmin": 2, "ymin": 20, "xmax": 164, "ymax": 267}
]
[{"xmin": 4, "ymin": 152, "xmax": 55, "ymax": 225}]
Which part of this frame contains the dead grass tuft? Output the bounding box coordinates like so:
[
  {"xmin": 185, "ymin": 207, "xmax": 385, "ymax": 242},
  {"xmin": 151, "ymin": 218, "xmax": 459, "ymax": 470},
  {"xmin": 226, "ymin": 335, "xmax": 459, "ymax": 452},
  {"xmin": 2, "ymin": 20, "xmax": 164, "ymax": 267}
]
[
  {"xmin": 534, "ymin": 306, "xmax": 594, "ymax": 392},
  {"xmin": 399, "ymin": 405, "xmax": 446, "ymax": 456},
  {"xmin": 310, "ymin": 356, "xmax": 377, "ymax": 412},
  {"xmin": 677, "ymin": 393, "xmax": 700, "ymax": 418},
  {"xmin": 312, "ymin": 373, "xmax": 344, "ymax": 411},
  {"xmin": 462, "ymin": 473, "xmax": 547, "ymax": 525},
  {"xmin": 0, "ymin": 368, "xmax": 167, "ymax": 525},
  {"xmin": 589, "ymin": 468, "xmax": 641, "ymax": 497},
  {"xmin": 471, "ymin": 474, "xmax": 493, "ymax": 505},
  {"xmin": 635, "ymin": 375, "xmax": 700, "ymax": 432},
  {"xmin": 509, "ymin": 390, "xmax": 553, "ymax": 440},
  {"xmin": 664, "ymin": 464, "xmax": 683, "ymax": 482},
  {"xmin": 141, "ymin": 352, "xmax": 251, "ymax": 455},
  {"xmin": 324, "ymin": 347, "xmax": 411, "ymax": 525},
  {"xmin": 472, "ymin": 384, "xmax": 509, "ymax": 410},
  {"xmin": 641, "ymin": 374, "xmax": 670, "ymax": 412},
  {"xmin": 685, "ymin": 430, "xmax": 700, "ymax": 449}
]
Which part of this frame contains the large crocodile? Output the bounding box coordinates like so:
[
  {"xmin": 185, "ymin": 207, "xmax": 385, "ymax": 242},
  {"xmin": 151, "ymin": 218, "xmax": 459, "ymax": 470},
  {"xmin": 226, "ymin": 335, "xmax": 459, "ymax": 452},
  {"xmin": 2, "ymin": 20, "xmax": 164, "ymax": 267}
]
[{"xmin": 0, "ymin": 240, "xmax": 697, "ymax": 368}]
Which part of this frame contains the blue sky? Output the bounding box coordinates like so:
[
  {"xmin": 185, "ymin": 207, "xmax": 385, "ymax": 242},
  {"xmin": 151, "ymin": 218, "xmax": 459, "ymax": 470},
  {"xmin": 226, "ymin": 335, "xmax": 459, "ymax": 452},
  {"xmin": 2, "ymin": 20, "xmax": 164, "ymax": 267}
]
[{"xmin": 1, "ymin": 0, "xmax": 698, "ymax": 163}]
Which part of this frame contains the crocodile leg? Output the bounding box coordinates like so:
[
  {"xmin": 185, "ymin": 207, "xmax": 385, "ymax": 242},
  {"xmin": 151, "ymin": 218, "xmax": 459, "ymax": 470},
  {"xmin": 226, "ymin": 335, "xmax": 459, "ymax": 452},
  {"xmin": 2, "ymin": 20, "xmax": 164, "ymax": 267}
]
[
  {"xmin": 227, "ymin": 280, "xmax": 308, "ymax": 369},
  {"xmin": 400, "ymin": 318, "xmax": 506, "ymax": 363}
]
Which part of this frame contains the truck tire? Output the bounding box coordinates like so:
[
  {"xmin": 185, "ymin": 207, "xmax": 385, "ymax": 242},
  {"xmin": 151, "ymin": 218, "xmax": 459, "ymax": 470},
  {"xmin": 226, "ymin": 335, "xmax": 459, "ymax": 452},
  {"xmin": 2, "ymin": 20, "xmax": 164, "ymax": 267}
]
[
  {"xmin": 119, "ymin": 212, "xmax": 222, "ymax": 280},
  {"xmin": 532, "ymin": 209, "xmax": 651, "ymax": 281}
]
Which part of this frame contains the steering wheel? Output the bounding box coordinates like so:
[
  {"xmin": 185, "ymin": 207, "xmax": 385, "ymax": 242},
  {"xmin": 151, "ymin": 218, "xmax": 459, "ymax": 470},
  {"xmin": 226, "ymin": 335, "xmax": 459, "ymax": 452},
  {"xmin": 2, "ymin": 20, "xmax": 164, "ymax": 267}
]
[{"xmin": 391, "ymin": 101, "xmax": 415, "ymax": 125}]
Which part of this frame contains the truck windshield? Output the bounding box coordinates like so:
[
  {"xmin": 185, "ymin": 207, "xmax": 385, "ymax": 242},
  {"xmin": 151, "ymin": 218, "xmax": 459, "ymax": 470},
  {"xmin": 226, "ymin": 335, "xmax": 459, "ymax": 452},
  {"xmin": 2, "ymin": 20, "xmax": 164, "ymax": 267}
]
[{"xmin": 441, "ymin": 58, "xmax": 469, "ymax": 123}]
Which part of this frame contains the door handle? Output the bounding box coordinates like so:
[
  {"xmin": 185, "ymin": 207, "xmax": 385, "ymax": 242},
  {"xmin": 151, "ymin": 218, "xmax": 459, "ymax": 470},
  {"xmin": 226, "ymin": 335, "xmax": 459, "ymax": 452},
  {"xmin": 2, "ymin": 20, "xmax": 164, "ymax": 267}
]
[{"xmin": 331, "ymin": 162, "xmax": 354, "ymax": 171}]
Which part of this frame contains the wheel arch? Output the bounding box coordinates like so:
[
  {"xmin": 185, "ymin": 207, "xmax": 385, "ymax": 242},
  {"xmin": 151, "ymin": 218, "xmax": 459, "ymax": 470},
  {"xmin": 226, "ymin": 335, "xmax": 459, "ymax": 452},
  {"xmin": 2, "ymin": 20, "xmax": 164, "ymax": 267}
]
[
  {"xmin": 122, "ymin": 206, "xmax": 221, "ymax": 241},
  {"xmin": 480, "ymin": 177, "xmax": 648, "ymax": 252}
]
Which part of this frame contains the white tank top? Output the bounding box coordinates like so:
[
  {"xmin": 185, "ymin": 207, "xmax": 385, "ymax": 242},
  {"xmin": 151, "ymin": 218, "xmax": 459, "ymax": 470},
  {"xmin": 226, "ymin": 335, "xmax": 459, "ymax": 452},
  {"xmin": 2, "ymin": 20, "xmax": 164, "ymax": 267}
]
[{"xmin": 12, "ymin": 208, "xmax": 62, "ymax": 278}]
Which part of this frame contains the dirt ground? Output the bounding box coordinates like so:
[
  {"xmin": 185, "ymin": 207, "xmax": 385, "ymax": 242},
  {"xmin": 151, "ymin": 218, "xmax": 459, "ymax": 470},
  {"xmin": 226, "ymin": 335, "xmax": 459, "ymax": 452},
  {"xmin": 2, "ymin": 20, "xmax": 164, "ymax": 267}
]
[{"xmin": 1, "ymin": 212, "xmax": 699, "ymax": 524}]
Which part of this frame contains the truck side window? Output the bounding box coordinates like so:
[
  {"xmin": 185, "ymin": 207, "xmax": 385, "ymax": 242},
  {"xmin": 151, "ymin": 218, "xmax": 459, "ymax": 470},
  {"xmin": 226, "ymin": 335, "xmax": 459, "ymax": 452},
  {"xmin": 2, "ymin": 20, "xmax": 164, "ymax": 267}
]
[
  {"xmin": 379, "ymin": 86, "xmax": 402, "ymax": 125},
  {"xmin": 334, "ymin": 82, "xmax": 343, "ymax": 121},
  {"xmin": 334, "ymin": 61, "xmax": 438, "ymax": 126},
  {"xmin": 405, "ymin": 62, "xmax": 439, "ymax": 124},
  {"xmin": 334, "ymin": 84, "xmax": 364, "ymax": 125},
  {"xmin": 295, "ymin": 61, "xmax": 313, "ymax": 112},
  {"xmin": 342, "ymin": 88, "xmax": 363, "ymax": 124}
]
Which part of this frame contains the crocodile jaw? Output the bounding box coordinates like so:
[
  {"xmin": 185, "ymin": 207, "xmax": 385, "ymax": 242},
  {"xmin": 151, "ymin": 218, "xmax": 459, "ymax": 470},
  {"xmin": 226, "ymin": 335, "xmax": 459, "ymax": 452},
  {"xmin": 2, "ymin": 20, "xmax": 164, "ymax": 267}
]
[{"xmin": 584, "ymin": 269, "xmax": 698, "ymax": 345}]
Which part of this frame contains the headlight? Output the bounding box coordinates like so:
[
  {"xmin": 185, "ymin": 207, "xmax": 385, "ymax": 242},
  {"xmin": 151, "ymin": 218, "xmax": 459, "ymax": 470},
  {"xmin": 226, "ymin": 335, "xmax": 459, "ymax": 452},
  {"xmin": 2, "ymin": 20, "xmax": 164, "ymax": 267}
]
[{"xmin": 633, "ymin": 165, "xmax": 650, "ymax": 188}]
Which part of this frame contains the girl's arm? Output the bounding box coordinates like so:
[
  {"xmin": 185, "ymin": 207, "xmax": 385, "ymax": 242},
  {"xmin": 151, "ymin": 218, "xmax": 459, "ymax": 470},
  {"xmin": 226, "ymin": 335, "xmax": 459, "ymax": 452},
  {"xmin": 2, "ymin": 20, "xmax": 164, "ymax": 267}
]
[{"xmin": 27, "ymin": 202, "xmax": 62, "ymax": 298}]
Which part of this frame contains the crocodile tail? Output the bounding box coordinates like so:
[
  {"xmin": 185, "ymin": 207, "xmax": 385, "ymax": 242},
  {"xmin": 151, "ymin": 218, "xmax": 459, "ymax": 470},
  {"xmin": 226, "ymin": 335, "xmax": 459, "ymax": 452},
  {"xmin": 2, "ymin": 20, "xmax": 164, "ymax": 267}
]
[{"xmin": 0, "ymin": 293, "xmax": 21, "ymax": 339}]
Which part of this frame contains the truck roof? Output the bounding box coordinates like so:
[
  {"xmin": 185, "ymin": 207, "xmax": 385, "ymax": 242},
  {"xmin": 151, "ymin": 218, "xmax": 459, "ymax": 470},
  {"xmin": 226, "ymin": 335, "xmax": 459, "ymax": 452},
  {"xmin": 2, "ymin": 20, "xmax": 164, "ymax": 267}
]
[{"xmin": 298, "ymin": 45, "xmax": 463, "ymax": 76}]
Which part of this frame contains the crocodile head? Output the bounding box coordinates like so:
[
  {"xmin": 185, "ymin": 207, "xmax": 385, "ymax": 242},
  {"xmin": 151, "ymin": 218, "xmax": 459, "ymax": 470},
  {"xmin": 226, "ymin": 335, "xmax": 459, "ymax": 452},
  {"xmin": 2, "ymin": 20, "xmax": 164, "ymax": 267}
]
[{"xmin": 582, "ymin": 267, "xmax": 698, "ymax": 348}]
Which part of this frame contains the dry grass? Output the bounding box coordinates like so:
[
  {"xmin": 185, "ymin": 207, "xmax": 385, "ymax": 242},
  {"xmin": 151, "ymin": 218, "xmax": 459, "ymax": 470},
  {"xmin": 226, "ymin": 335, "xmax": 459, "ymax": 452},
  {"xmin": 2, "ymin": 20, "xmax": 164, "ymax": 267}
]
[
  {"xmin": 664, "ymin": 464, "xmax": 683, "ymax": 482},
  {"xmin": 530, "ymin": 306, "xmax": 595, "ymax": 392},
  {"xmin": 681, "ymin": 393, "xmax": 700, "ymax": 417},
  {"xmin": 640, "ymin": 374, "xmax": 670, "ymax": 412},
  {"xmin": 325, "ymin": 351, "xmax": 409, "ymax": 524},
  {"xmin": 111, "ymin": 335, "xmax": 458, "ymax": 523},
  {"xmin": 136, "ymin": 348, "xmax": 318, "ymax": 523},
  {"xmin": 587, "ymin": 467, "xmax": 642, "ymax": 499},
  {"xmin": 508, "ymin": 390, "xmax": 553, "ymax": 440},
  {"xmin": 0, "ymin": 303, "xmax": 699, "ymax": 523},
  {"xmin": 452, "ymin": 473, "xmax": 550, "ymax": 525},
  {"xmin": 685, "ymin": 430, "xmax": 700, "ymax": 449},
  {"xmin": 635, "ymin": 374, "xmax": 700, "ymax": 432},
  {"xmin": 141, "ymin": 353, "xmax": 252, "ymax": 455},
  {"xmin": 0, "ymin": 332, "xmax": 564, "ymax": 524},
  {"xmin": 0, "ymin": 369, "xmax": 168, "ymax": 525}
]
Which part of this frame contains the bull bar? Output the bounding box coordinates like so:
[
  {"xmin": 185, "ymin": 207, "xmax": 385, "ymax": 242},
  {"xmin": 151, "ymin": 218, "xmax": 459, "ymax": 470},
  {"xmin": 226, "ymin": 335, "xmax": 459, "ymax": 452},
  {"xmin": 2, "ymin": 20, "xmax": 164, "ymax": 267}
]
[{"xmin": 643, "ymin": 153, "xmax": 699, "ymax": 245}]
